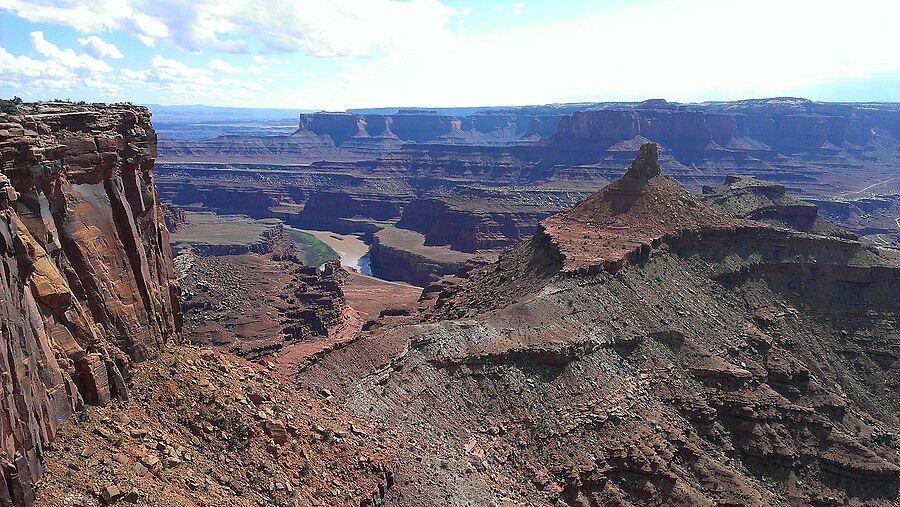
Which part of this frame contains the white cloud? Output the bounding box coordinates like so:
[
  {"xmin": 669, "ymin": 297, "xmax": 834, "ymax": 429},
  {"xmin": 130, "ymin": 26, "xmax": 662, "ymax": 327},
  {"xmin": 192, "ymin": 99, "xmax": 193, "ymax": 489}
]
[
  {"xmin": 208, "ymin": 58, "xmax": 239, "ymax": 73},
  {"xmin": 30, "ymin": 31, "xmax": 112, "ymax": 75},
  {"xmin": 114, "ymin": 55, "xmax": 263, "ymax": 104},
  {"xmin": 0, "ymin": 34, "xmax": 260, "ymax": 104},
  {"xmin": 77, "ymin": 35, "xmax": 124, "ymax": 59},
  {"xmin": 147, "ymin": 55, "xmax": 210, "ymax": 83},
  {"xmin": 0, "ymin": 0, "xmax": 456, "ymax": 57},
  {"xmin": 0, "ymin": 0, "xmax": 128, "ymax": 31},
  {"xmin": 0, "ymin": 47, "xmax": 64, "ymax": 83},
  {"xmin": 253, "ymin": 55, "xmax": 289, "ymax": 65},
  {"xmin": 208, "ymin": 58, "xmax": 261, "ymax": 74},
  {"xmin": 0, "ymin": 33, "xmax": 118, "ymax": 95}
]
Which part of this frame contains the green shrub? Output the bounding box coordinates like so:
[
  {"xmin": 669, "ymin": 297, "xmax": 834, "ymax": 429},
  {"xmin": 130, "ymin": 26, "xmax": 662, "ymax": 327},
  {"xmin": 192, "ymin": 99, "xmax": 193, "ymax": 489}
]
[{"xmin": 0, "ymin": 96, "xmax": 22, "ymax": 114}]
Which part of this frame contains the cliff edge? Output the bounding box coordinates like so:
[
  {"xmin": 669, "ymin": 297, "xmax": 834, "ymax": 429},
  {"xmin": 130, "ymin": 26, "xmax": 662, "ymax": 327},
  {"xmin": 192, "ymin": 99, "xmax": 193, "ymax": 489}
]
[{"xmin": 0, "ymin": 103, "xmax": 180, "ymax": 506}]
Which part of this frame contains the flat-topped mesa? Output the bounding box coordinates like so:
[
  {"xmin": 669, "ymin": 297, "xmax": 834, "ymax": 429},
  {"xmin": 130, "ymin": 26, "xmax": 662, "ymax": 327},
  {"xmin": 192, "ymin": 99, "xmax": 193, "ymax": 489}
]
[{"xmin": 541, "ymin": 142, "xmax": 736, "ymax": 273}]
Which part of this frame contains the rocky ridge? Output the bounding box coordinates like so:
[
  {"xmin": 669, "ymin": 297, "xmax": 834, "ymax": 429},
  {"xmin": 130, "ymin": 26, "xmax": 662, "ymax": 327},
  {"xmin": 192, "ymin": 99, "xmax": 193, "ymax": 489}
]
[
  {"xmin": 0, "ymin": 103, "xmax": 180, "ymax": 505},
  {"xmin": 541, "ymin": 143, "xmax": 737, "ymax": 273},
  {"xmin": 296, "ymin": 144, "xmax": 900, "ymax": 506}
]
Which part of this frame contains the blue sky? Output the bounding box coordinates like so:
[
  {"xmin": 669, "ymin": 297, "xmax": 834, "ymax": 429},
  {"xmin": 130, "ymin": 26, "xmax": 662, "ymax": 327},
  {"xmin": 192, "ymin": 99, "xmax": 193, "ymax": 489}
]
[{"xmin": 1, "ymin": 0, "xmax": 898, "ymax": 110}]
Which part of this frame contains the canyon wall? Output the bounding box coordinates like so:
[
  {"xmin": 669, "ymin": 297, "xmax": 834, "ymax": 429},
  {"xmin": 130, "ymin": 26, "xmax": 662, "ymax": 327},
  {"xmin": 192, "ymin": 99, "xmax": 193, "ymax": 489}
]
[
  {"xmin": 296, "ymin": 110, "xmax": 534, "ymax": 147},
  {"xmin": 396, "ymin": 197, "xmax": 553, "ymax": 252},
  {"xmin": 369, "ymin": 228, "xmax": 472, "ymax": 286},
  {"xmin": 0, "ymin": 103, "xmax": 180, "ymax": 506},
  {"xmin": 158, "ymin": 99, "xmax": 900, "ymax": 169},
  {"xmin": 548, "ymin": 98, "xmax": 900, "ymax": 164}
]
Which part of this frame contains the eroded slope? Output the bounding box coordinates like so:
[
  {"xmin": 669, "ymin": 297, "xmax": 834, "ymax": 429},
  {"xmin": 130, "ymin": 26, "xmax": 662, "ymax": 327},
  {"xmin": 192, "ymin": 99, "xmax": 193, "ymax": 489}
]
[{"xmin": 297, "ymin": 144, "xmax": 900, "ymax": 506}]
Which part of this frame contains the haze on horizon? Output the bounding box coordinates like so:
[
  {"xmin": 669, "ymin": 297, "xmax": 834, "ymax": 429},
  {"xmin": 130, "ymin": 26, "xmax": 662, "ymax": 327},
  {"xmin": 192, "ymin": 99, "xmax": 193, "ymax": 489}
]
[{"xmin": 1, "ymin": 0, "xmax": 898, "ymax": 111}]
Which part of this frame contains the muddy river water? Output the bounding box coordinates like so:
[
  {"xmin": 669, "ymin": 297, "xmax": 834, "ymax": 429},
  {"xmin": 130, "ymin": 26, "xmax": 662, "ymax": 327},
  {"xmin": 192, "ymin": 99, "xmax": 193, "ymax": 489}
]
[{"xmin": 290, "ymin": 228, "xmax": 373, "ymax": 275}]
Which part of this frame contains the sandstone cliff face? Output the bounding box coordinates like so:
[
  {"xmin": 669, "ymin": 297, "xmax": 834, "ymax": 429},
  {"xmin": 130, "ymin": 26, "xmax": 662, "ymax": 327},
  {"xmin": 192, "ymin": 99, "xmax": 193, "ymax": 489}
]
[
  {"xmin": 298, "ymin": 191, "xmax": 406, "ymax": 227},
  {"xmin": 549, "ymin": 99, "xmax": 900, "ymax": 164},
  {"xmin": 397, "ymin": 197, "xmax": 554, "ymax": 252},
  {"xmin": 369, "ymin": 230, "xmax": 470, "ymax": 286},
  {"xmin": 0, "ymin": 103, "xmax": 180, "ymax": 506}
]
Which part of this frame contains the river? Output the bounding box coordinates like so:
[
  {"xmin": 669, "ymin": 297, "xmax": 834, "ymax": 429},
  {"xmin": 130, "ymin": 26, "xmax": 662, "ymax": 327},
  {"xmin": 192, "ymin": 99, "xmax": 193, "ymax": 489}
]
[{"xmin": 290, "ymin": 228, "xmax": 373, "ymax": 275}]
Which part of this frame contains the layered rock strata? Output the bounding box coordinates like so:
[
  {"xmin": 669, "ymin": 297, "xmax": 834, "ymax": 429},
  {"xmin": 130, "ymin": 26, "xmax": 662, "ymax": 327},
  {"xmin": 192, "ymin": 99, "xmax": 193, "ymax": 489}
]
[
  {"xmin": 0, "ymin": 103, "xmax": 180, "ymax": 506},
  {"xmin": 369, "ymin": 226, "xmax": 493, "ymax": 286},
  {"xmin": 548, "ymin": 99, "xmax": 900, "ymax": 164},
  {"xmin": 396, "ymin": 191, "xmax": 576, "ymax": 253},
  {"xmin": 297, "ymin": 144, "xmax": 900, "ymax": 506},
  {"xmin": 701, "ymin": 175, "xmax": 854, "ymax": 238}
]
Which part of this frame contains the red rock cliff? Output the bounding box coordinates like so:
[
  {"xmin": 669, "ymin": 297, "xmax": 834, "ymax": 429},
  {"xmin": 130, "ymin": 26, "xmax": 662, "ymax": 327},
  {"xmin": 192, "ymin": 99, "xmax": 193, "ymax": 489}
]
[{"xmin": 0, "ymin": 103, "xmax": 180, "ymax": 506}]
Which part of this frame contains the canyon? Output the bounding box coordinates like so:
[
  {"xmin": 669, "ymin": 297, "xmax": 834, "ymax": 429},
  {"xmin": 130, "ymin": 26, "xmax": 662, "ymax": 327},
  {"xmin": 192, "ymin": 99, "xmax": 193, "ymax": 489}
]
[
  {"xmin": 154, "ymin": 98, "xmax": 900, "ymax": 286},
  {"xmin": 0, "ymin": 102, "xmax": 898, "ymax": 507}
]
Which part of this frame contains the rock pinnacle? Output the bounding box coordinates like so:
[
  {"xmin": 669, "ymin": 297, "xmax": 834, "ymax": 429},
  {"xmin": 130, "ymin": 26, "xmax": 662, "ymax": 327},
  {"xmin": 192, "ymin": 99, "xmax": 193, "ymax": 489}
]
[{"xmin": 624, "ymin": 142, "xmax": 660, "ymax": 180}]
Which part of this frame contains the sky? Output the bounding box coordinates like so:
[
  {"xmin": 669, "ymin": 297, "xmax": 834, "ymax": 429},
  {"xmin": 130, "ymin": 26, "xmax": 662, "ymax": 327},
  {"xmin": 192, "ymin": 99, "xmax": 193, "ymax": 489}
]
[{"xmin": 0, "ymin": 0, "xmax": 898, "ymax": 110}]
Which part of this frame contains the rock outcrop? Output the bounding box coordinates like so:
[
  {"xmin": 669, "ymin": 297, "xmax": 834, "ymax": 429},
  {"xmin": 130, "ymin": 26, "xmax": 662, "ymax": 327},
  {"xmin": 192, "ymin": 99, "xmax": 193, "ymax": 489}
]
[
  {"xmin": 701, "ymin": 175, "xmax": 854, "ymax": 238},
  {"xmin": 177, "ymin": 245, "xmax": 348, "ymax": 358},
  {"xmin": 542, "ymin": 143, "xmax": 736, "ymax": 273},
  {"xmin": 0, "ymin": 103, "xmax": 180, "ymax": 506},
  {"xmin": 395, "ymin": 192, "xmax": 569, "ymax": 253},
  {"xmin": 170, "ymin": 213, "xmax": 298, "ymax": 257},
  {"xmin": 369, "ymin": 227, "xmax": 482, "ymax": 286}
]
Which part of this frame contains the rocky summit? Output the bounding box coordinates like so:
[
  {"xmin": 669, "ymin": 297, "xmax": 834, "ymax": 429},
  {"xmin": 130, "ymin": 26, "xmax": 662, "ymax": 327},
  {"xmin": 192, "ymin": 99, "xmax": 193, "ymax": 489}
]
[
  {"xmin": 542, "ymin": 142, "xmax": 736, "ymax": 273},
  {"xmin": 1, "ymin": 105, "xmax": 898, "ymax": 507}
]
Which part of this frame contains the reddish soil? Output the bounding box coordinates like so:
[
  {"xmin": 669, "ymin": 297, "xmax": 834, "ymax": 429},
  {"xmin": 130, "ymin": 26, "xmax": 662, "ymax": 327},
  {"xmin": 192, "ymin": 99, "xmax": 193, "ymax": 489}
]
[
  {"xmin": 273, "ymin": 271, "xmax": 422, "ymax": 381},
  {"xmin": 341, "ymin": 272, "xmax": 422, "ymax": 322},
  {"xmin": 177, "ymin": 251, "xmax": 293, "ymax": 354}
]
